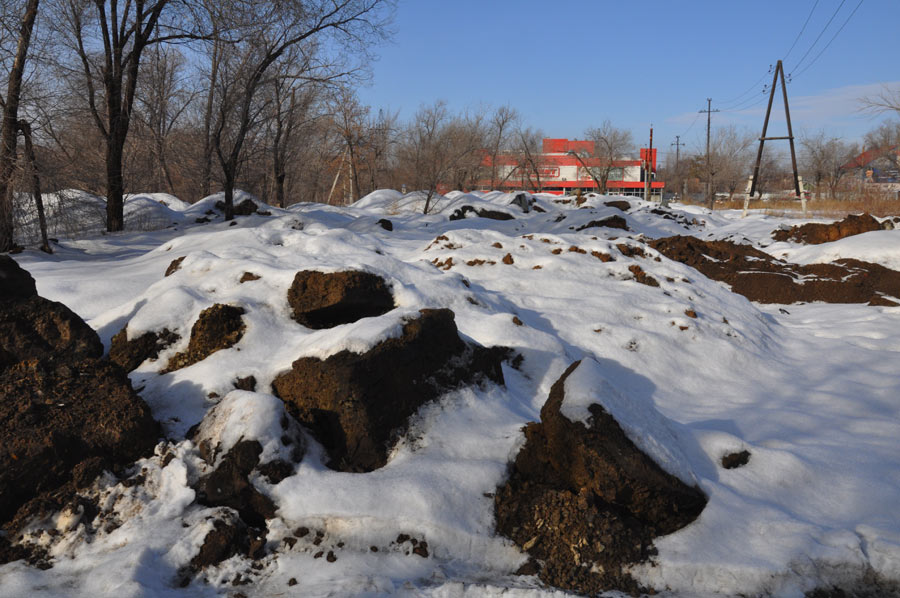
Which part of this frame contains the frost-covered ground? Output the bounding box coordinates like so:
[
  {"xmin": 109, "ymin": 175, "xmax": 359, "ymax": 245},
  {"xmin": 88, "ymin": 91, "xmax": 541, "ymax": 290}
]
[{"xmin": 3, "ymin": 190, "xmax": 900, "ymax": 598}]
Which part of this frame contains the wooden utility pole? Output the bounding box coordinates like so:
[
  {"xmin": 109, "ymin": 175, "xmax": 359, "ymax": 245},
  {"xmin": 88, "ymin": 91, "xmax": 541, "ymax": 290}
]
[
  {"xmin": 699, "ymin": 98, "xmax": 720, "ymax": 209},
  {"xmin": 668, "ymin": 135, "xmax": 684, "ymax": 207},
  {"xmin": 671, "ymin": 135, "xmax": 683, "ymax": 169},
  {"xmin": 748, "ymin": 60, "xmax": 802, "ymax": 212}
]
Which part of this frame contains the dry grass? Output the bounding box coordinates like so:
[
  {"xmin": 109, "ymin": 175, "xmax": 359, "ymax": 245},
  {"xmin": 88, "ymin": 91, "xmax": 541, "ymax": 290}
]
[{"xmin": 687, "ymin": 192, "xmax": 900, "ymax": 219}]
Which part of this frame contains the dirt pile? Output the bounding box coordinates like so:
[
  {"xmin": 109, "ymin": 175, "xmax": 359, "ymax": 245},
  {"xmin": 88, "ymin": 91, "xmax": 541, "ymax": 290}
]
[
  {"xmin": 772, "ymin": 213, "xmax": 885, "ymax": 244},
  {"xmin": 650, "ymin": 235, "xmax": 900, "ymax": 306},
  {"xmin": 109, "ymin": 328, "xmax": 179, "ymax": 372},
  {"xmin": 163, "ymin": 304, "xmax": 246, "ymax": 372},
  {"xmin": 494, "ymin": 361, "xmax": 706, "ymax": 595},
  {"xmin": 0, "ymin": 258, "xmax": 159, "ymax": 539},
  {"xmin": 287, "ymin": 270, "xmax": 395, "ymax": 329},
  {"xmin": 272, "ymin": 308, "xmax": 505, "ymax": 472}
]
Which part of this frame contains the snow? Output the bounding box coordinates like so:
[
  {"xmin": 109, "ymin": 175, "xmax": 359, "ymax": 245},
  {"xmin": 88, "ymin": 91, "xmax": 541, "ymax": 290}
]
[{"xmin": 5, "ymin": 192, "xmax": 900, "ymax": 597}]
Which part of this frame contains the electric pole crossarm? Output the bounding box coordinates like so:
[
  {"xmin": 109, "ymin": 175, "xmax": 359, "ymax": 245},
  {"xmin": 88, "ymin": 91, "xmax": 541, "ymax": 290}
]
[{"xmin": 760, "ymin": 136, "xmax": 794, "ymax": 141}]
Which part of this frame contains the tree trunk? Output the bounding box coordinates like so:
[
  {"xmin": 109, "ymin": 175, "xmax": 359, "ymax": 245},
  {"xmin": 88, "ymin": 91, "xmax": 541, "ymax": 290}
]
[
  {"xmin": 18, "ymin": 120, "xmax": 49, "ymax": 253},
  {"xmin": 0, "ymin": 0, "xmax": 40, "ymax": 251},
  {"xmin": 106, "ymin": 133, "xmax": 126, "ymax": 232}
]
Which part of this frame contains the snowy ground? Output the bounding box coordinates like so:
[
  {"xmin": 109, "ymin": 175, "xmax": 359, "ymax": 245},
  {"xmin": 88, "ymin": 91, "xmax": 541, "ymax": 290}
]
[{"xmin": 3, "ymin": 190, "xmax": 900, "ymax": 598}]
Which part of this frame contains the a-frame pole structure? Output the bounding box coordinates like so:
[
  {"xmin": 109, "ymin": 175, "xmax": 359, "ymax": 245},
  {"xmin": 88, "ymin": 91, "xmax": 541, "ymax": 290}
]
[{"xmin": 748, "ymin": 60, "xmax": 802, "ymax": 202}]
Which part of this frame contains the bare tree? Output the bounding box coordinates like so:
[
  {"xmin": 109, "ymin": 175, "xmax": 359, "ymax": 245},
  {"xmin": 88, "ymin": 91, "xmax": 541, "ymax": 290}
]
[
  {"xmin": 801, "ymin": 131, "xmax": 858, "ymax": 200},
  {"xmin": 397, "ymin": 101, "xmax": 481, "ymax": 214},
  {"xmin": 0, "ymin": 0, "xmax": 40, "ymax": 251},
  {"xmin": 133, "ymin": 45, "xmax": 196, "ymax": 194},
  {"xmin": 59, "ymin": 0, "xmax": 201, "ymax": 232},
  {"xmin": 268, "ymin": 76, "xmax": 317, "ymax": 207},
  {"xmin": 209, "ymin": 0, "xmax": 393, "ymax": 219},
  {"xmin": 584, "ymin": 120, "xmax": 634, "ymax": 193},
  {"xmin": 709, "ymin": 125, "xmax": 754, "ymax": 201},
  {"xmin": 514, "ymin": 126, "xmax": 546, "ymax": 192},
  {"xmin": 861, "ymin": 85, "xmax": 900, "ymax": 116},
  {"xmin": 486, "ymin": 104, "xmax": 518, "ymax": 190}
]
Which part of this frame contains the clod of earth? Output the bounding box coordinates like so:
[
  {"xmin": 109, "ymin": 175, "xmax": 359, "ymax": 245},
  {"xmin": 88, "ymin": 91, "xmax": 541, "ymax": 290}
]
[
  {"xmin": 376, "ymin": 218, "xmax": 393, "ymax": 231},
  {"xmin": 108, "ymin": 328, "xmax": 179, "ymax": 372},
  {"xmin": 721, "ymin": 450, "xmax": 751, "ymax": 469},
  {"xmin": 165, "ymin": 256, "xmax": 185, "ymax": 276},
  {"xmin": 272, "ymin": 308, "xmax": 505, "ymax": 472},
  {"xmin": 603, "ymin": 200, "xmax": 632, "ymax": 212},
  {"xmin": 163, "ymin": 304, "xmax": 246, "ymax": 372},
  {"xmin": 650, "ymin": 235, "xmax": 900, "ymax": 306},
  {"xmin": 215, "ymin": 198, "xmax": 258, "ymax": 216},
  {"xmin": 448, "ymin": 205, "xmax": 515, "ymax": 221},
  {"xmin": 194, "ymin": 440, "xmax": 277, "ymax": 529},
  {"xmin": 1, "ymin": 296, "xmax": 104, "ymax": 368},
  {"xmin": 576, "ymin": 215, "xmax": 629, "ymax": 232},
  {"xmin": 494, "ymin": 360, "xmax": 706, "ymax": 595},
  {"xmin": 286, "ymin": 270, "xmax": 394, "ymax": 329},
  {"xmin": 772, "ymin": 213, "xmax": 884, "ymax": 245},
  {"xmin": 0, "ymin": 255, "xmax": 37, "ymax": 301},
  {"xmin": 0, "ymin": 260, "xmax": 159, "ymax": 543}
]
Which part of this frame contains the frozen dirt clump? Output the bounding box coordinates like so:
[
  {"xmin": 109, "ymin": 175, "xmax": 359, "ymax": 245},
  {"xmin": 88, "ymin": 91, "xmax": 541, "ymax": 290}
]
[
  {"xmin": 494, "ymin": 360, "xmax": 706, "ymax": 596},
  {"xmin": 108, "ymin": 327, "xmax": 179, "ymax": 372},
  {"xmin": 576, "ymin": 215, "xmax": 630, "ymax": 232},
  {"xmin": 650, "ymin": 235, "xmax": 900, "ymax": 306},
  {"xmin": 287, "ymin": 270, "xmax": 395, "ymax": 329},
  {"xmin": 272, "ymin": 308, "xmax": 505, "ymax": 472},
  {"xmin": 214, "ymin": 198, "xmax": 258, "ymax": 216},
  {"xmin": 163, "ymin": 304, "xmax": 246, "ymax": 372},
  {"xmin": 772, "ymin": 213, "xmax": 884, "ymax": 245},
  {"xmin": 0, "ymin": 261, "xmax": 158, "ymax": 540},
  {"xmin": 0, "ymin": 255, "xmax": 37, "ymax": 300}
]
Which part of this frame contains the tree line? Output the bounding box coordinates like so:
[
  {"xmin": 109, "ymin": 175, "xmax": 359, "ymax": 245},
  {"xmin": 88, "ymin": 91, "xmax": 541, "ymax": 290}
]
[{"xmin": 2, "ymin": 0, "xmax": 899, "ymax": 252}]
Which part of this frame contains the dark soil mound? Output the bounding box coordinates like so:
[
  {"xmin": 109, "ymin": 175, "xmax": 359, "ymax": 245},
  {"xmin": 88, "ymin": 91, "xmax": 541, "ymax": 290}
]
[
  {"xmin": 0, "ymin": 357, "xmax": 159, "ymax": 530},
  {"xmin": 214, "ymin": 198, "xmax": 258, "ymax": 216},
  {"xmin": 603, "ymin": 200, "xmax": 632, "ymax": 212},
  {"xmin": 1, "ymin": 296, "xmax": 103, "ymax": 368},
  {"xmin": 772, "ymin": 213, "xmax": 884, "ymax": 244},
  {"xmin": 0, "ymin": 255, "xmax": 37, "ymax": 301},
  {"xmin": 287, "ymin": 270, "xmax": 394, "ymax": 329},
  {"xmin": 163, "ymin": 304, "xmax": 246, "ymax": 372},
  {"xmin": 576, "ymin": 215, "xmax": 629, "ymax": 231},
  {"xmin": 495, "ymin": 361, "xmax": 706, "ymax": 595},
  {"xmin": 272, "ymin": 308, "xmax": 505, "ymax": 472},
  {"xmin": 650, "ymin": 235, "xmax": 900, "ymax": 306},
  {"xmin": 376, "ymin": 218, "xmax": 393, "ymax": 231},
  {"xmin": 109, "ymin": 328, "xmax": 179, "ymax": 372},
  {"xmin": 449, "ymin": 205, "xmax": 515, "ymax": 221}
]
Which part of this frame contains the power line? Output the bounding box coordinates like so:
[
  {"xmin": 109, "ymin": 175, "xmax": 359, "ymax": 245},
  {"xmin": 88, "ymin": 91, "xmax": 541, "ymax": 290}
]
[
  {"xmin": 783, "ymin": 0, "xmax": 821, "ymax": 62},
  {"xmin": 792, "ymin": 0, "xmax": 864, "ymax": 80},
  {"xmin": 678, "ymin": 111, "xmax": 702, "ymax": 138},
  {"xmin": 790, "ymin": 0, "xmax": 847, "ymax": 74},
  {"xmin": 719, "ymin": 69, "xmax": 771, "ymax": 108}
]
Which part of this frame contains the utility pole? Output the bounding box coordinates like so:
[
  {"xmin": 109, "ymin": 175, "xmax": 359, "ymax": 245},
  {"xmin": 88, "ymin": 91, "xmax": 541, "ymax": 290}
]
[
  {"xmin": 699, "ymin": 98, "xmax": 720, "ymax": 210},
  {"xmin": 644, "ymin": 124, "xmax": 653, "ymax": 203},
  {"xmin": 748, "ymin": 59, "xmax": 804, "ymax": 216},
  {"xmin": 670, "ymin": 135, "xmax": 684, "ymax": 206},
  {"xmin": 671, "ymin": 135, "xmax": 683, "ymax": 169}
]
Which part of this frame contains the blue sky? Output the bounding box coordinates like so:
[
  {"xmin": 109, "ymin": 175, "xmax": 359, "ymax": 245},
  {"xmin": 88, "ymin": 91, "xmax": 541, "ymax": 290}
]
[{"xmin": 357, "ymin": 0, "xmax": 898, "ymax": 166}]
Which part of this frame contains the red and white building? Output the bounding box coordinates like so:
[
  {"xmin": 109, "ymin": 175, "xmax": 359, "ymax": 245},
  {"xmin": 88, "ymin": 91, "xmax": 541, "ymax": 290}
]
[{"xmin": 479, "ymin": 138, "xmax": 664, "ymax": 198}]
